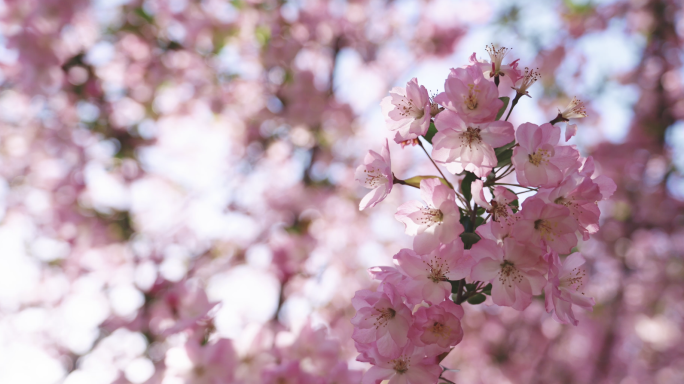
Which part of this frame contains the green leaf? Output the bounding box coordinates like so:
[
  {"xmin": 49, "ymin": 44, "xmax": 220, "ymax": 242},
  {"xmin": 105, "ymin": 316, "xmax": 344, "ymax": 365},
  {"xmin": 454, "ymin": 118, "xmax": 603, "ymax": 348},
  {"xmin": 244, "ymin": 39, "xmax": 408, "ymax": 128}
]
[
  {"xmin": 460, "ymin": 232, "xmax": 481, "ymax": 249},
  {"xmin": 402, "ymin": 175, "xmax": 450, "ymax": 188},
  {"xmin": 467, "ymin": 293, "xmax": 486, "ymax": 305},
  {"xmin": 403, "ymin": 175, "xmax": 440, "ymax": 188},
  {"xmin": 482, "ymin": 283, "xmax": 492, "ymax": 295},
  {"xmin": 494, "ymin": 140, "xmax": 516, "ymax": 156},
  {"xmin": 461, "ymin": 172, "xmax": 477, "ymax": 202},
  {"xmin": 496, "ymin": 149, "xmax": 513, "ymax": 168},
  {"xmin": 465, "ymin": 283, "xmax": 477, "ymax": 292},
  {"xmin": 477, "ymin": 207, "xmax": 486, "ymax": 215},
  {"xmin": 423, "ymin": 122, "xmax": 438, "ymax": 144},
  {"xmin": 508, "ymin": 193, "xmax": 519, "ymax": 213},
  {"xmin": 496, "ymin": 97, "xmax": 510, "ymax": 121}
]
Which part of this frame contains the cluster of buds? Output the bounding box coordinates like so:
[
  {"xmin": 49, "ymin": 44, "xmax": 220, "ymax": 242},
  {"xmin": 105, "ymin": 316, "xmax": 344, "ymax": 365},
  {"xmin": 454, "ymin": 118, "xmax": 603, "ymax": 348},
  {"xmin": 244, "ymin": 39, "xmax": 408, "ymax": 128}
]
[{"xmin": 354, "ymin": 45, "xmax": 616, "ymax": 384}]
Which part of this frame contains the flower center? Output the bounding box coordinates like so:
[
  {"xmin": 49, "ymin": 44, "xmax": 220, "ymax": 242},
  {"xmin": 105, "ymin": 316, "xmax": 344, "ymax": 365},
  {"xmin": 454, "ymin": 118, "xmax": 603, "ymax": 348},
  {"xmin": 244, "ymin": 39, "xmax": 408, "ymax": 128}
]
[
  {"xmin": 419, "ymin": 207, "xmax": 444, "ymax": 228},
  {"xmin": 463, "ymin": 84, "xmax": 479, "ymax": 110},
  {"xmin": 498, "ymin": 260, "xmax": 523, "ymax": 288},
  {"xmin": 391, "ymin": 356, "xmax": 410, "ymax": 374},
  {"xmin": 460, "ymin": 127, "xmax": 482, "ymax": 148},
  {"xmin": 363, "ymin": 167, "xmax": 386, "ymax": 188},
  {"xmin": 528, "ymin": 149, "xmax": 551, "ymax": 166},
  {"xmin": 534, "ymin": 219, "xmax": 557, "ymax": 241},
  {"xmin": 429, "ymin": 321, "xmax": 451, "ymax": 339},
  {"xmin": 425, "ymin": 256, "xmax": 449, "ymax": 283},
  {"xmin": 490, "ymin": 201, "xmax": 509, "ymax": 222},
  {"xmin": 561, "ymin": 267, "xmax": 587, "ymax": 293},
  {"xmin": 398, "ymin": 97, "xmax": 425, "ymax": 120},
  {"xmin": 373, "ymin": 307, "xmax": 396, "ymax": 329}
]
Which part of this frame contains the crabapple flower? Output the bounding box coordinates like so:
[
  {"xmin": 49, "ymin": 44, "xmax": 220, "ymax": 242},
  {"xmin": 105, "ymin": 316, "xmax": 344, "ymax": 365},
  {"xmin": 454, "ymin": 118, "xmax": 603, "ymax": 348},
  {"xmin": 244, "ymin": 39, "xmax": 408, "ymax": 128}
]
[
  {"xmin": 432, "ymin": 110, "xmax": 514, "ymax": 177},
  {"xmin": 578, "ymin": 156, "xmax": 617, "ymax": 199},
  {"xmin": 512, "ymin": 197, "xmax": 579, "ymax": 254},
  {"xmin": 472, "ymin": 180, "xmax": 517, "ymax": 225},
  {"xmin": 368, "ymin": 266, "xmax": 406, "ymax": 287},
  {"xmin": 434, "ymin": 65, "xmax": 503, "ymax": 123},
  {"xmin": 394, "ymin": 238, "xmax": 472, "ymax": 305},
  {"xmin": 538, "ymin": 175, "xmax": 603, "ymax": 240},
  {"xmin": 512, "ymin": 122, "xmax": 580, "ymax": 188},
  {"xmin": 362, "ymin": 344, "xmax": 442, "ymax": 384},
  {"xmin": 559, "ymin": 96, "xmax": 587, "ymax": 120},
  {"xmin": 512, "ymin": 67, "xmax": 540, "ymax": 98},
  {"xmin": 356, "ymin": 139, "xmax": 392, "ymax": 210},
  {"xmin": 468, "ymin": 48, "xmax": 522, "ymax": 90},
  {"xmin": 395, "ymin": 178, "xmax": 463, "ymax": 254},
  {"xmin": 545, "ymin": 252, "xmax": 595, "ymax": 326},
  {"xmin": 380, "ymin": 78, "xmax": 431, "ymax": 144},
  {"xmin": 351, "ymin": 284, "xmax": 413, "ymax": 358},
  {"xmin": 409, "ymin": 300, "xmax": 464, "ymax": 352},
  {"xmin": 470, "ymin": 238, "xmax": 547, "ymax": 310}
]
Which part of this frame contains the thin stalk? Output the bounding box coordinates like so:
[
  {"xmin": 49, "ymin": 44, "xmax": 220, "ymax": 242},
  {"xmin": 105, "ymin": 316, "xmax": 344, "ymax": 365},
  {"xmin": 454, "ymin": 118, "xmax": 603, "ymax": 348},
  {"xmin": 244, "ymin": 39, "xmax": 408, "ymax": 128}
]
[
  {"xmin": 505, "ymin": 93, "xmax": 523, "ymax": 121},
  {"xmin": 417, "ymin": 139, "xmax": 452, "ymax": 188}
]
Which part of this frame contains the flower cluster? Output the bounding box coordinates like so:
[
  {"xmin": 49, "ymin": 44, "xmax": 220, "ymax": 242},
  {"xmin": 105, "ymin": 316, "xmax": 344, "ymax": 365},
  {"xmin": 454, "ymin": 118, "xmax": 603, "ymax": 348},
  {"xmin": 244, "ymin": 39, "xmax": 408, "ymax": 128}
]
[{"xmin": 354, "ymin": 45, "xmax": 616, "ymax": 383}]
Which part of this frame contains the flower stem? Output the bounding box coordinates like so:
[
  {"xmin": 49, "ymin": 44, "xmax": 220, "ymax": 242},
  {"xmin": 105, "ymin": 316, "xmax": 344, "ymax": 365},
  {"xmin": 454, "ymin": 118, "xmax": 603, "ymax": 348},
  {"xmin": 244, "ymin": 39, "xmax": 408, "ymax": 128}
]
[
  {"xmin": 417, "ymin": 138, "xmax": 452, "ymax": 188},
  {"xmin": 505, "ymin": 93, "xmax": 523, "ymax": 122}
]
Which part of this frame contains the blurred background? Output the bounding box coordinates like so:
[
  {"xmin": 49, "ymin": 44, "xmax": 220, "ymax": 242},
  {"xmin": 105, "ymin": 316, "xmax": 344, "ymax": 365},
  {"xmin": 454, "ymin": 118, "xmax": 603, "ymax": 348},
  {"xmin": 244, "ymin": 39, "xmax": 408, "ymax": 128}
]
[{"xmin": 0, "ymin": 0, "xmax": 682, "ymax": 383}]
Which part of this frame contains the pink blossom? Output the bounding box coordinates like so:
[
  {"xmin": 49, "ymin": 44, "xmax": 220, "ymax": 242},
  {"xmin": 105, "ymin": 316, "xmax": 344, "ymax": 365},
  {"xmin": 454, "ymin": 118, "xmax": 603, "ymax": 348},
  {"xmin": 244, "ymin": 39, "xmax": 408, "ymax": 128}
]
[
  {"xmin": 558, "ymin": 97, "xmax": 587, "ymax": 120},
  {"xmin": 361, "ymin": 344, "xmax": 442, "ymax": 384},
  {"xmin": 380, "ymin": 78, "xmax": 432, "ymax": 144},
  {"xmin": 351, "ymin": 284, "xmax": 413, "ymax": 358},
  {"xmin": 512, "ymin": 122, "xmax": 580, "ymax": 188},
  {"xmin": 394, "ymin": 239, "xmax": 472, "ymax": 305},
  {"xmin": 409, "ymin": 300, "xmax": 464, "ymax": 351},
  {"xmin": 434, "ymin": 65, "xmax": 503, "ymax": 123},
  {"xmin": 537, "ymin": 174, "xmax": 603, "ymax": 240},
  {"xmin": 578, "ymin": 156, "xmax": 617, "ymax": 200},
  {"xmin": 512, "ymin": 67, "xmax": 541, "ymax": 98},
  {"xmin": 355, "ymin": 139, "xmax": 393, "ymax": 210},
  {"xmin": 470, "ymin": 238, "xmax": 547, "ymax": 310},
  {"xmin": 472, "ymin": 180, "xmax": 517, "ymax": 225},
  {"xmin": 432, "ymin": 111, "xmax": 514, "ymax": 177},
  {"xmin": 544, "ymin": 252, "xmax": 595, "ymax": 326},
  {"xmin": 368, "ymin": 266, "xmax": 406, "ymax": 287},
  {"xmin": 511, "ymin": 197, "xmax": 579, "ymax": 254},
  {"xmin": 395, "ymin": 178, "xmax": 464, "ymax": 254},
  {"xmin": 468, "ymin": 46, "xmax": 522, "ymax": 90}
]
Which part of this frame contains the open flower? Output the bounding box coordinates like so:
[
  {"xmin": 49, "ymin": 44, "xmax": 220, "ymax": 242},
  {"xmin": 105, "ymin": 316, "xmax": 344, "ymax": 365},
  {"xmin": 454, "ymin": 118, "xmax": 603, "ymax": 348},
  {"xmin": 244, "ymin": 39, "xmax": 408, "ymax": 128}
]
[
  {"xmin": 409, "ymin": 300, "xmax": 464, "ymax": 352},
  {"xmin": 544, "ymin": 252, "xmax": 595, "ymax": 326},
  {"xmin": 355, "ymin": 139, "xmax": 393, "ymax": 210},
  {"xmin": 434, "ymin": 65, "xmax": 503, "ymax": 123},
  {"xmin": 432, "ymin": 110, "xmax": 514, "ymax": 177},
  {"xmin": 559, "ymin": 97, "xmax": 587, "ymax": 120},
  {"xmin": 512, "ymin": 122, "xmax": 580, "ymax": 188},
  {"xmin": 394, "ymin": 238, "xmax": 472, "ymax": 305},
  {"xmin": 351, "ymin": 284, "xmax": 413, "ymax": 358},
  {"xmin": 469, "ymin": 45, "xmax": 523, "ymax": 88},
  {"xmin": 512, "ymin": 67, "xmax": 540, "ymax": 98},
  {"xmin": 512, "ymin": 197, "xmax": 579, "ymax": 254},
  {"xmin": 362, "ymin": 343, "xmax": 442, "ymax": 384},
  {"xmin": 381, "ymin": 78, "xmax": 432, "ymax": 145},
  {"xmin": 470, "ymin": 238, "xmax": 547, "ymax": 310},
  {"xmin": 538, "ymin": 174, "xmax": 603, "ymax": 240},
  {"xmin": 472, "ymin": 180, "xmax": 518, "ymax": 225},
  {"xmin": 395, "ymin": 178, "xmax": 463, "ymax": 254}
]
